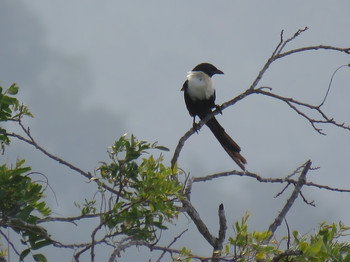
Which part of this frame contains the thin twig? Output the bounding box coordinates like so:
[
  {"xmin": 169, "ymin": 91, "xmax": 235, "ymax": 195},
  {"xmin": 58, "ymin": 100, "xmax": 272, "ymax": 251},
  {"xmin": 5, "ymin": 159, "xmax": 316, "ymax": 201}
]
[
  {"xmin": 319, "ymin": 64, "xmax": 350, "ymax": 107},
  {"xmin": 0, "ymin": 229, "xmax": 21, "ymax": 259},
  {"xmin": 155, "ymin": 229, "xmax": 188, "ymax": 262}
]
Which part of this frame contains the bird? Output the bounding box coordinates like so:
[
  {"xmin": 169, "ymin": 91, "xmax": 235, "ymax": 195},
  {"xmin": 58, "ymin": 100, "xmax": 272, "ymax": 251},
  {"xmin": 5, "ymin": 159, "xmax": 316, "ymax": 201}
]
[{"xmin": 181, "ymin": 63, "xmax": 247, "ymax": 170}]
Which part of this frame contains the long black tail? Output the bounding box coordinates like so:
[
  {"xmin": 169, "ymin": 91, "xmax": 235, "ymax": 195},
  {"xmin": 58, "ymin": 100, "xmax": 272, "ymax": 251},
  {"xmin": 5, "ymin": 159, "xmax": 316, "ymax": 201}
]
[{"xmin": 205, "ymin": 117, "xmax": 247, "ymax": 170}]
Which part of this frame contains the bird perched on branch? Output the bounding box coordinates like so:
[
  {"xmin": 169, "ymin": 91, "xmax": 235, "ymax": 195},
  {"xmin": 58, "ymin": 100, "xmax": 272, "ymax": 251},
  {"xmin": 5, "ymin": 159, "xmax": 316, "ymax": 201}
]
[{"xmin": 181, "ymin": 63, "xmax": 247, "ymax": 170}]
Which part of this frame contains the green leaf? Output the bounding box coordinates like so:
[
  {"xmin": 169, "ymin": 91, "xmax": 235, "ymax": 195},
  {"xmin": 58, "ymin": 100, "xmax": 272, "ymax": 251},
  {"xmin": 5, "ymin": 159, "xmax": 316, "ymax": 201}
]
[
  {"xmin": 20, "ymin": 248, "xmax": 30, "ymax": 260},
  {"xmin": 6, "ymin": 83, "xmax": 19, "ymax": 95},
  {"xmin": 32, "ymin": 240, "xmax": 52, "ymax": 250},
  {"xmin": 305, "ymin": 236, "xmax": 323, "ymax": 257},
  {"xmin": 154, "ymin": 145, "xmax": 169, "ymax": 151},
  {"xmin": 33, "ymin": 253, "xmax": 48, "ymax": 262}
]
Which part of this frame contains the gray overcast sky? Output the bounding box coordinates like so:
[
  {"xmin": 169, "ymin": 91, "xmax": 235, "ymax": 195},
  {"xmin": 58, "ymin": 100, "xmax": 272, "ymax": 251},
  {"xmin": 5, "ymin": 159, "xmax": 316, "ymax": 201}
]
[{"xmin": 1, "ymin": 1, "xmax": 350, "ymax": 261}]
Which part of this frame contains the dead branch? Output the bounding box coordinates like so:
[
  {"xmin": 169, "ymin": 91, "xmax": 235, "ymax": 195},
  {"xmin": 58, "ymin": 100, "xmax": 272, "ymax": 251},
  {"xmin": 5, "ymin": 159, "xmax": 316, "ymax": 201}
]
[{"xmin": 214, "ymin": 204, "xmax": 227, "ymax": 254}]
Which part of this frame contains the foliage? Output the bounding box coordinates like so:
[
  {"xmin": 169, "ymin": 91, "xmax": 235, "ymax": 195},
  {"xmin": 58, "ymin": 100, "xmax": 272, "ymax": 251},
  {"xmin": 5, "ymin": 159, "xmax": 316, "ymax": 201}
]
[
  {"xmin": 1, "ymin": 84, "xmax": 182, "ymax": 260},
  {"xmin": 1, "ymin": 56, "xmax": 350, "ymax": 262},
  {"xmin": 175, "ymin": 213, "xmax": 350, "ymax": 261},
  {"xmin": 292, "ymin": 221, "xmax": 350, "ymax": 261},
  {"xmin": 0, "ymin": 160, "xmax": 51, "ymax": 261},
  {"xmin": 95, "ymin": 134, "xmax": 182, "ymax": 241},
  {"xmin": 0, "ymin": 83, "xmax": 32, "ymax": 151}
]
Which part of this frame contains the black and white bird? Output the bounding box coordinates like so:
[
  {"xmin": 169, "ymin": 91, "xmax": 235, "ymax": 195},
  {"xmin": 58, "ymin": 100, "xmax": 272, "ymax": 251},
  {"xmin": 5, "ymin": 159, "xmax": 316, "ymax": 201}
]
[{"xmin": 181, "ymin": 63, "xmax": 247, "ymax": 170}]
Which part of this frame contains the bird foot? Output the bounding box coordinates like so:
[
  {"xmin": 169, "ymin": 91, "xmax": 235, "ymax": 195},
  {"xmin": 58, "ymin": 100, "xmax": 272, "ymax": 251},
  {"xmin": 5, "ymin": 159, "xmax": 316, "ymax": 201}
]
[
  {"xmin": 192, "ymin": 122, "xmax": 201, "ymax": 133},
  {"xmin": 215, "ymin": 104, "xmax": 223, "ymax": 114}
]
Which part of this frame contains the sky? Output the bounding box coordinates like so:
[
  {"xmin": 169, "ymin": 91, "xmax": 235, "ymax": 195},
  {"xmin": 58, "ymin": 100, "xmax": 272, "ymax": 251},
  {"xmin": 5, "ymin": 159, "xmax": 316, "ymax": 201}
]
[{"xmin": 1, "ymin": 1, "xmax": 350, "ymax": 261}]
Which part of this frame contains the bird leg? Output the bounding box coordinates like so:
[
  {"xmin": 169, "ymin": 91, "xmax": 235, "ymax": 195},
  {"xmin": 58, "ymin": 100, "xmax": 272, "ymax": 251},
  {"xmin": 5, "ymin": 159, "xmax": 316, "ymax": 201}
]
[{"xmin": 192, "ymin": 117, "xmax": 200, "ymax": 133}]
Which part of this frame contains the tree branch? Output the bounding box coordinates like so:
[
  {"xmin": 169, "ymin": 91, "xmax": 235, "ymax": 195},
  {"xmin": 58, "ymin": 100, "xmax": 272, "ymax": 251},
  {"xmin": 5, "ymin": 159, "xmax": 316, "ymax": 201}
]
[
  {"xmin": 181, "ymin": 197, "xmax": 216, "ymax": 247},
  {"xmin": 212, "ymin": 203, "xmax": 227, "ymax": 261},
  {"xmin": 192, "ymin": 167, "xmax": 350, "ymax": 193},
  {"xmin": 255, "ymin": 89, "xmax": 350, "ymax": 135},
  {"xmin": 268, "ymin": 160, "xmax": 312, "ymax": 236},
  {"xmin": 271, "ymin": 249, "xmax": 303, "ymax": 262},
  {"xmin": 4, "ymin": 130, "xmax": 120, "ymax": 195}
]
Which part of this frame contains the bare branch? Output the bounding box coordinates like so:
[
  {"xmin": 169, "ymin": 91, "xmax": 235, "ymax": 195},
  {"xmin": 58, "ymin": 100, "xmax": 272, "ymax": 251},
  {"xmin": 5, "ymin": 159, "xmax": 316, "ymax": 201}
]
[
  {"xmin": 214, "ymin": 204, "xmax": 227, "ymax": 253},
  {"xmin": 181, "ymin": 197, "xmax": 216, "ymax": 247},
  {"xmin": 4, "ymin": 131, "xmax": 120, "ymax": 195},
  {"xmin": 255, "ymin": 89, "xmax": 350, "ymax": 134},
  {"xmin": 107, "ymin": 237, "xmax": 136, "ymax": 262},
  {"xmin": 155, "ymin": 229, "xmax": 188, "ymax": 262},
  {"xmin": 299, "ymin": 191, "xmax": 315, "ymax": 207},
  {"xmin": 276, "ymin": 45, "xmax": 350, "ymax": 60},
  {"xmin": 268, "ymin": 160, "xmax": 312, "ymax": 236},
  {"xmin": 193, "ymin": 167, "xmax": 350, "ymax": 193}
]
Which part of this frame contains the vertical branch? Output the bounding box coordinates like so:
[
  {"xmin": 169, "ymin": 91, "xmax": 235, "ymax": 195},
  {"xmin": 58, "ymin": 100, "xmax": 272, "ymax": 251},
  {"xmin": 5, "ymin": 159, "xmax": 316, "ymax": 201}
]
[
  {"xmin": 212, "ymin": 203, "xmax": 227, "ymax": 261},
  {"xmin": 268, "ymin": 160, "xmax": 312, "ymax": 237}
]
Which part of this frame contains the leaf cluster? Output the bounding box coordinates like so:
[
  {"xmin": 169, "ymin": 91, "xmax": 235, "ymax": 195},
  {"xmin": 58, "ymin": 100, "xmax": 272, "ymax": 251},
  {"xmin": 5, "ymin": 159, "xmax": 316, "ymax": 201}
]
[
  {"xmin": 0, "ymin": 83, "xmax": 32, "ymax": 150},
  {"xmin": 292, "ymin": 222, "xmax": 350, "ymax": 261},
  {"xmin": 91, "ymin": 134, "xmax": 182, "ymax": 242},
  {"xmin": 175, "ymin": 214, "xmax": 350, "ymax": 261},
  {"xmin": 0, "ymin": 160, "xmax": 51, "ymax": 261},
  {"xmin": 223, "ymin": 213, "xmax": 276, "ymax": 261},
  {"xmin": 180, "ymin": 214, "xmax": 350, "ymax": 262}
]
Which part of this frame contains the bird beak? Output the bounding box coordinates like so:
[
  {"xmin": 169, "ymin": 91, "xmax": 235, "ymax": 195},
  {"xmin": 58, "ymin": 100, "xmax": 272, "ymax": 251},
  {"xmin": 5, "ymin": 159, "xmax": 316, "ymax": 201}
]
[{"xmin": 215, "ymin": 69, "xmax": 224, "ymax": 75}]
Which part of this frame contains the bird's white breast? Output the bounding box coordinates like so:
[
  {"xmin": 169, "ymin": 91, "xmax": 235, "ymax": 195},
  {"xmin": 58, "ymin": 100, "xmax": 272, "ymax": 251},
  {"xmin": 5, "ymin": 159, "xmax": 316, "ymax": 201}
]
[{"xmin": 186, "ymin": 71, "xmax": 215, "ymax": 101}]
